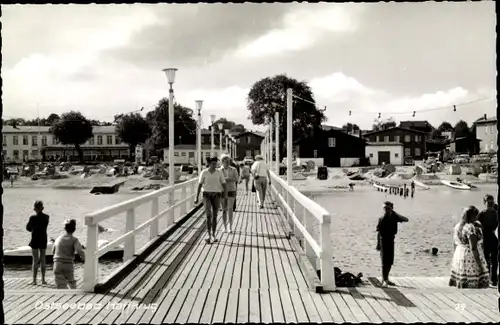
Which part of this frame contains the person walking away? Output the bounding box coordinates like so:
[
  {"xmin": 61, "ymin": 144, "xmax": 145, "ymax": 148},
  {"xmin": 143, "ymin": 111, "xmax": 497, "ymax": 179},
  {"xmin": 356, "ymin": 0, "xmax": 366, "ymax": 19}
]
[
  {"xmin": 53, "ymin": 219, "xmax": 85, "ymax": 289},
  {"xmin": 229, "ymin": 159, "xmax": 239, "ymax": 212},
  {"xmin": 376, "ymin": 201, "xmax": 409, "ymax": 287},
  {"xmin": 195, "ymin": 157, "xmax": 227, "ymax": 244},
  {"xmin": 477, "ymin": 195, "xmax": 498, "ymax": 286},
  {"xmin": 449, "ymin": 206, "xmax": 490, "ymax": 288},
  {"xmin": 26, "ymin": 200, "xmax": 49, "ymax": 285},
  {"xmin": 251, "ymin": 155, "xmax": 271, "ymax": 209},
  {"xmin": 410, "ymin": 181, "xmax": 415, "ymax": 198},
  {"xmin": 220, "ymin": 155, "xmax": 239, "ymax": 233},
  {"xmin": 240, "ymin": 163, "xmax": 251, "ymax": 193}
]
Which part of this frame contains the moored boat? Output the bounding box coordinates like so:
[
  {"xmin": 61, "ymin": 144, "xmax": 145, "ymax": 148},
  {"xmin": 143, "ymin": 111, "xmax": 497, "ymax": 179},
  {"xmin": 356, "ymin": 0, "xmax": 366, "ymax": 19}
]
[
  {"xmin": 413, "ymin": 179, "xmax": 430, "ymax": 190},
  {"xmin": 440, "ymin": 180, "xmax": 471, "ymax": 190}
]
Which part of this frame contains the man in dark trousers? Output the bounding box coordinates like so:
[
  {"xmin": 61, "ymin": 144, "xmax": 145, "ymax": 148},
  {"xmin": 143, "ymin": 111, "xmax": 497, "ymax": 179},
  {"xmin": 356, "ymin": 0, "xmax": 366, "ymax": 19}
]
[
  {"xmin": 230, "ymin": 159, "xmax": 239, "ymax": 211},
  {"xmin": 376, "ymin": 201, "xmax": 409, "ymax": 287},
  {"xmin": 477, "ymin": 194, "xmax": 498, "ymax": 286}
]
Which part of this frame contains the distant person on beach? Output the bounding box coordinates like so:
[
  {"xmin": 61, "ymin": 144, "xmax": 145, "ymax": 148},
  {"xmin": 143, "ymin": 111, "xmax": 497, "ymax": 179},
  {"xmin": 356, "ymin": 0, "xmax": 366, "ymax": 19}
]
[
  {"xmin": 477, "ymin": 195, "xmax": 498, "ymax": 286},
  {"xmin": 376, "ymin": 201, "xmax": 409, "ymax": 287},
  {"xmin": 449, "ymin": 206, "xmax": 490, "ymax": 288},
  {"xmin": 240, "ymin": 163, "xmax": 251, "ymax": 193},
  {"xmin": 195, "ymin": 157, "xmax": 227, "ymax": 244},
  {"xmin": 220, "ymin": 154, "xmax": 239, "ymax": 233},
  {"xmin": 410, "ymin": 181, "xmax": 415, "ymax": 198},
  {"xmin": 26, "ymin": 200, "xmax": 50, "ymax": 285},
  {"xmin": 251, "ymin": 155, "xmax": 271, "ymax": 209},
  {"xmin": 53, "ymin": 219, "xmax": 85, "ymax": 289}
]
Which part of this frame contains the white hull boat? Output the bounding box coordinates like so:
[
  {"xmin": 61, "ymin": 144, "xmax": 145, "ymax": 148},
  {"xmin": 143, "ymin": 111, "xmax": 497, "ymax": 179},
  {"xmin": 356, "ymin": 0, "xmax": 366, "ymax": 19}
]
[
  {"xmin": 440, "ymin": 180, "xmax": 471, "ymax": 190},
  {"xmin": 413, "ymin": 179, "xmax": 430, "ymax": 190},
  {"xmin": 3, "ymin": 239, "xmax": 124, "ymax": 264}
]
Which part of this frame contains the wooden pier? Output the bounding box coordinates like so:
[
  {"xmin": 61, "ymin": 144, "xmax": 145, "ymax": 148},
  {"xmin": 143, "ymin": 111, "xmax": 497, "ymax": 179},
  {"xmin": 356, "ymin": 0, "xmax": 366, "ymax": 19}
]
[{"xmin": 4, "ymin": 190, "xmax": 499, "ymax": 324}]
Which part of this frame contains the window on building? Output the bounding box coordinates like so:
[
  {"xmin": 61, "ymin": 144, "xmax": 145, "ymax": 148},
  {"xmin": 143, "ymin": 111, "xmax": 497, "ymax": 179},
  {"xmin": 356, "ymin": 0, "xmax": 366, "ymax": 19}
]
[
  {"xmin": 236, "ymin": 138, "xmax": 240, "ymax": 144},
  {"xmin": 32, "ymin": 150, "xmax": 38, "ymax": 157},
  {"xmin": 205, "ymin": 152, "xmax": 210, "ymax": 157},
  {"xmin": 13, "ymin": 136, "xmax": 19, "ymax": 145},
  {"xmin": 378, "ymin": 135, "xmax": 384, "ymax": 142},
  {"xmin": 107, "ymin": 135, "xmax": 113, "ymax": 145},
  {"xmin": 2, "ymin": 135, "xmax": 6, "ymax": 146},
  {"xmin": 394, "ymin": 135, "xmax": 400, "ymax": 142},
  {"xmin": 88, "ymin": 137, "xmax": 95, "ymax": 145},
  {"xmin": 384, "ymin": 136, "xmax": 389, "ymax": 142},
  {"xmin": 174, "ymin": 152, "xmax": 179, "ymax": 156},
  {"xmin": 328, "ymin": 137, "xmax": 336, "ymax": 147},
  {"xmin": 388, "ymin": 135, "xmax": 394, "ymax": 142},
  {"xmin": 370, "ymin": 136, "xmax": 376, "ymax": 142},
  {"xmin": 32, "ymin": 136, "xmax": 38, "ymax": 146},
  {"xmin": 485, "ymin": 144, "xmax": 489, "ymax": 151},
  {"xmin": 247, "ymin": 136, "xmax": 251, "ymax": 144},
  {"xmin": 97, "ymin": 136, "xmax": 103, "ymax": 145},
  {"xmin": 415, "ymin": 148, "xmax": 421, "ymax": 156},
  {"xmin": 23, "ymin": 150, "xmax": 29, "ymax": 158},
  {"xmin": 42, "ymin": 136, "xmax": 47, "ymax": 146},
  {"xmin": 23, "ymin": 135, "xmax": 29, "ymax": 145},
  {"xmin": 13, "ymin": 150, "xmax": 19, "ymax": 158},
  {"xmin": 490, "ymin": 140, "xmax": 495, "ymax": 151},
  {"xmin": 115, "ymin": 137, "xmax": 120, "ymax": 145},
  {"xmin": 395, "ymin": 153, "xmax": 399, "ymax": 158},
  {"xmin": 404, "ymin": 135, "xmax": 411, "ymax": 142},
  {"xmin": 369, "ymin": 153, "xmax": 373, "ymax": 158},
  {"xmin": 181, "ymin": 152, "xmax": 186, "ymax": 156},
  {"xmin": 313, "ymin": 150, "xmax": 318, "ymax": 158},
  {"xmin": 404, "ymin": 148, "xmax": 411, "ymax": 157}
]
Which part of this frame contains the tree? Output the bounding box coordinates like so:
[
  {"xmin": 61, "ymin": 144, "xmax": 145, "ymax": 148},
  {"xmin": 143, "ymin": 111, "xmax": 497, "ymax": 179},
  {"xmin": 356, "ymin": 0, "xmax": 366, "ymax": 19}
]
[
  {"xmin": 46, "ymin": 113, "xmax": 61, "ymax": 126},
  {"xmin": 437, "ymin": 121, "xmax": 454, "ymax": 132},
  {"xmin": 342, "ymin": 123, "xmax": 360, "ymax": 133},
  {"xmin": 454, "ymin": 120, "xmax": 470, "ymax": 138},
  {"xmin": 246, "ymin": 74, "xmax": 326, "ymax": 157},
  {"xmin": 372, "ymin": 117, "xmax": 396, "ymax": 131},
  {"xmin": 146, "ymin": 98, "xmax": 197, "ymax": 149},
  {"xmin": 115, "ymin": 113, "xmax": 152, "ymax": 160},
  {"xmin": 49, "ymin": 111, "xmax": 93, "ymax": 162},
  {"xmin": 212, "ymin": 117, "xmax": 247, "ymax": 134},
  {"xmin": 430, "ymin": 128, "xmax": 442, "ymax": 139}
]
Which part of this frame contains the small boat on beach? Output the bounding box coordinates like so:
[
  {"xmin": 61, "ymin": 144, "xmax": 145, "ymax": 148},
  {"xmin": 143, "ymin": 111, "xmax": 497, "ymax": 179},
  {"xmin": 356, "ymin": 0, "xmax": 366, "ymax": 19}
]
[
  {"xmin": 413, "ymin": 179, "xmax": 430, "ymax": 190},
  {"xmin": 440, "ymin": 180, "xmax": 471, "ymax": 190},
  {"xmin": 3, "ymin": 239, "xmax": 124, "ymax": 264}
]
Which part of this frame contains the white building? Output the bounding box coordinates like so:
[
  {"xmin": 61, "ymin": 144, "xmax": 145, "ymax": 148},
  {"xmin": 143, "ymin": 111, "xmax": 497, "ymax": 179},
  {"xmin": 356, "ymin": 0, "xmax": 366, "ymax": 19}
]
[
  {"xmin": 2, "ymin": 125, "xmax": 129, "ymax": 163},
  {"xmin": 163, "ymin": 144, "xmax": 221, "ymax": 165},
  {"xmin": 475, "ymin": 116, "xmax": 497, "ymax": 153},
  {"xmin": 366, "ymin": 143, "xmax": 404, "ymax": 166}
]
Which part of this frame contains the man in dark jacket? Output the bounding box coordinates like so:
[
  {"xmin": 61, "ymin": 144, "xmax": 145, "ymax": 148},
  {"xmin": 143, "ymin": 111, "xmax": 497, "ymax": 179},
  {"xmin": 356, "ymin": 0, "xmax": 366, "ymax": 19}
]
[
  {"xmin": 376, "ymin": 201, "xmax": 409, "ymax": 287},
  {"xmin": 478, "ymin": 194, "xmax": 499, "ymax": 286}
]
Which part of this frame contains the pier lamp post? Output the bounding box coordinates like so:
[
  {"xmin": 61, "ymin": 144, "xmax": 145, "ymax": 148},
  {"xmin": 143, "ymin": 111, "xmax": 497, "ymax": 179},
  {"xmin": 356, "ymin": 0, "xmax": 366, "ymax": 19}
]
[
  {"xmin": 286, "ymin": 88, "xmax": 293, "ymax": 185},
  {"xmin": 210, "ymin": 114, "xmax": 216, "ymax": 157},
  {"xmin": 163, "ymin": 67, "xmax": 177, "ymax": 224},
  {"xmin": 224, "ymin": 129, "xmax": 230, "ymax": 154},
  {"xmin": 195, "ymin": 100, "xmax": 203, "ymax": 174},
  {"xmin": 275, "ymin": 112, "xmax": 280, "ymax": 173},
  {"xmin": 218, "ymin": 123, "xmax": 224, "ymax": 156}
]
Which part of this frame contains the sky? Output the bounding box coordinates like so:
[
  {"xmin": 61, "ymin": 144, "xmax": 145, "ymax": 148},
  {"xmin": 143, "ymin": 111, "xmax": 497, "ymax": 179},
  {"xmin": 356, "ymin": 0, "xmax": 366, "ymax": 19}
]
[{"xmin": 1, "ymin": 2, "xmax": 497, "ymax": 131}]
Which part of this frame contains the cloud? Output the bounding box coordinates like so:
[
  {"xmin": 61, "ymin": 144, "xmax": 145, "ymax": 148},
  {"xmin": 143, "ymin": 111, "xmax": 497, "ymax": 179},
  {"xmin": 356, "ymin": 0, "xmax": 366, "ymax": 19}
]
[{"xmin": 234, "ymin": 4, "xmax": 364, "ymax": 58}]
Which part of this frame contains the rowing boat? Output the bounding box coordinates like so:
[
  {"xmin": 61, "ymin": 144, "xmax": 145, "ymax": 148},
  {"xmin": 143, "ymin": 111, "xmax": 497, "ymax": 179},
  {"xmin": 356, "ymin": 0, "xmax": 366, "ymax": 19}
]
[{"xmin": 440, "ymin": 180, "xmax": 471, "ymax": 190}]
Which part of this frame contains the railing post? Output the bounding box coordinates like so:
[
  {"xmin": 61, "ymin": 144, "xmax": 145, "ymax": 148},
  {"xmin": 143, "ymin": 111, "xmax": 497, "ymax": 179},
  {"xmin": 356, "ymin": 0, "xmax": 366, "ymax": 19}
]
[
  {"xmin": 292, "ymin": 198, "xmax": 299, "ymax": 236},
  {"xmin": 83, "ymin": 222, "xmax": 98, "ymax": 292},
  {"xmin": 304, "ymin": 209, "xmax": 318, "ymax": 270},
  {"xmin": 181, "ymin": 184, "xmax": 187, "ymax": 216},
  {"xmin": 191, "ymin": 180, "xmax": 197, "ymax": 208},
  {"xmin": 320, "ymin": 214, "xmax": 335, "ymax": 291},
  {"xmin": 150, "ymin": 198, "xmax": 159, "ymax": 240},
  {"xmin": 168, "ymin": 188, "xmax": 175, "ymax": 225},
  {"xmin": 124, "ymin": 209, "xmax": 135, "ymax": 261}
]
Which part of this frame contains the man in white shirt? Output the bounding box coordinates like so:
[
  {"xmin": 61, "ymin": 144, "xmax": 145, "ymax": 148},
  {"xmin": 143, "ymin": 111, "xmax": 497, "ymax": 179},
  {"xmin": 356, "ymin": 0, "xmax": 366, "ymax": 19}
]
[
  {"xmin": 195, "ymin": 157, "xmax": 227, "ymax": 243},
  {"xmin": 251, "ymin": 155, "xmax": 271, "ymax": 208}
]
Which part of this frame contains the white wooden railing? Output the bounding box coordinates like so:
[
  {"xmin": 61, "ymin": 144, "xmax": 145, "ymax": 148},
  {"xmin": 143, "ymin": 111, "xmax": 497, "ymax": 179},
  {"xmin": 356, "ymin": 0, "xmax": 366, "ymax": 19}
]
[
  {"xmin": 83, "ymin": 178, "xmax": 199, "ymax": 292},
  {"xmin": 269, "ymin": 171, "xmax": 335, "ymax": 291}
]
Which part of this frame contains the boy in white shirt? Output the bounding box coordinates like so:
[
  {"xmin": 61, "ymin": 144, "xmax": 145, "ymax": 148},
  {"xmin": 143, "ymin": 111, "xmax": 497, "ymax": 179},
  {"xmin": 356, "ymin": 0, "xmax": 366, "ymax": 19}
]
[{"xmin": 195, "ymin": 157, "xmax": 227, "ymax": 243}]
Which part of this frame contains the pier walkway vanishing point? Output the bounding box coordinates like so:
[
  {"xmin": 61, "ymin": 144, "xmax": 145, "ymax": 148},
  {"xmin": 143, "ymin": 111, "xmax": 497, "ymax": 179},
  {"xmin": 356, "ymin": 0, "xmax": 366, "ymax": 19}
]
[{"xmin": 4, "ymin": 171, "xmax": 499, "ymax": 324}]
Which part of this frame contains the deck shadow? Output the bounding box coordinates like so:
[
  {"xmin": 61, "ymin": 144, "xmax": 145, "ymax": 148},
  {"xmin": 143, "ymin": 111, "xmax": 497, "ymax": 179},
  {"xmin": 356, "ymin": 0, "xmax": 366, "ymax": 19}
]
[
  {"xmin": 222, "ymin": 242, "xmax": 295, "ymax": 253},
  {"xmin": 366, "ymin": 277, "xmax": 416, "ymax": 307}
]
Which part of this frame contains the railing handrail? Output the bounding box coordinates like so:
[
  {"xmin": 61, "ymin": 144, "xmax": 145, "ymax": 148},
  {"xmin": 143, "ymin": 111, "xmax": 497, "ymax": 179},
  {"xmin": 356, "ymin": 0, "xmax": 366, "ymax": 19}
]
[
  {"xmin": 269, "ymin": 171, "xmax": 331, "ymax": 223},
  {"xmin": 85, "ymin": 178, "xmax": 198, "ymax": 225}
]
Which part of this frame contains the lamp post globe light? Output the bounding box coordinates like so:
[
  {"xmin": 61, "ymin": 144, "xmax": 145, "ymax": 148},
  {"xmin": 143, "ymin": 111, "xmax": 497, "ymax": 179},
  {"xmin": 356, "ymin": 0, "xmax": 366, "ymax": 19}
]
[
  {"xmin": 162, "ymin": 67, "xmax": 177, "ymax": 224},
  {"xmin": 218, "ymin": 122, "xmax": 224, "ymax": 155},
  {"xmin": 210, "ymin": 114, "xmax": 216, "ymax": 157},
  {"xmin": 195, "ymin": 100, "xmax": 203, "ymax": 173}
]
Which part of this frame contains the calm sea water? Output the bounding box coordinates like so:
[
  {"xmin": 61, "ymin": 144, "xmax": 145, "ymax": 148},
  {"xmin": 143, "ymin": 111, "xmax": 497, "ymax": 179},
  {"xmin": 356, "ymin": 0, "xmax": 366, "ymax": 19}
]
[
  {"xmin": 310, "ymin": 184, "xmax": 498, "ymax": 278},
  {"xmin": 2, "ymin": 184, "xmax": 498, "ymax": 280}
]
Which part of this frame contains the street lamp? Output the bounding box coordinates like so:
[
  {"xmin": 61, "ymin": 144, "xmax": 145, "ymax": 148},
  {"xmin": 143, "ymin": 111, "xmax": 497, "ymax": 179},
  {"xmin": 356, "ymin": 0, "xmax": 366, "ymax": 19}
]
[
  {"xmin": 224, "ymin": 129, "xmax": 230, "ymax": 154},
  {"xmin": 195, "ymin": 100, "xmax": 203, "ymax": 173},
  {"xmin": 163, "ymin": 67, "xmax": 177, "ymax": 224},
  {"xmin": 210, "ymin": 114, "xmax": 216, "ymax": 157},
  {"xmin": 218, "ymin": 123, "xmax": 224, "ymax": 156}
]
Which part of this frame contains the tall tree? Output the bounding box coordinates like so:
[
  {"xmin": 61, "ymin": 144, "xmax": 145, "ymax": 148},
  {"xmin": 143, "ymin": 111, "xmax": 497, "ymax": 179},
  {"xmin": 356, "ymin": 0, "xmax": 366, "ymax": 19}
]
[
  {"xmin": 146, "ymin": 98, "xmax": 197, "ymax": 149},
  {"xmin": 246, "ymin": 74, "xmax": 326, "ymax": 157},
  {"xmin": 372, "ymin": 117, "xmax": 396, "ymax": 131},
  {"xmin": 437, "ymin": 121, "xmax": 454, "ymax": 132},
  {"xmin": 212, "ymin": 117, "xmax": 246, "ymax": 134},
  {"xmin": 115, "ymin": 113, "xmax": 152, "ymax": 160},
  {"xmin": 342, "ymin": 123, "xmax": 360, "ymax": 133},
  {"xmin": 46, "ymin": 113, "xmax": 61, "ymax": 126},
  {"xmin": 454, "ymin": 120, "xmax": 470, "ymax": 138},
  {"xmin": 49, "ymin": 111, "xmax": 93, "ymax": 162}
]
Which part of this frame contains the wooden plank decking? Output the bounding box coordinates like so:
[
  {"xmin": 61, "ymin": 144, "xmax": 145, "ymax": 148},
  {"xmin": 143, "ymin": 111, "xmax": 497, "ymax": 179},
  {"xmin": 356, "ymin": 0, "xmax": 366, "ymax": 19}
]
[{"xmin": 4, "ymin": 190, "xmax": 499, "ymax": 323}]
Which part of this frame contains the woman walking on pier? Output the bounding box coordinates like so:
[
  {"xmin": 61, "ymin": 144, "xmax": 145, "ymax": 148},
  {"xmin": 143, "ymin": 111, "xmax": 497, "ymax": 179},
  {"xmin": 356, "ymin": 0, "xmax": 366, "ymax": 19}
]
[
  {"xmin": 195, "ymin": 157, "xmax": 227, "ymax": 244},
  {"xmin": 251, "ymin": 155, "xmax": 271, "ymax": 209},
  {"xmin": 220, "ymin": 154, "xmax": 239, "ymax": 233},
  {"xmin": 376, "ymin": 201, "xmax": 409, "ymax": 287},
  {"xmin": 26, "ymin": 200, "xmax": 49, "ymax": 285},
  {"xmin": 449, "ymin": 206, "xmax": 490, "ymax": 288}
]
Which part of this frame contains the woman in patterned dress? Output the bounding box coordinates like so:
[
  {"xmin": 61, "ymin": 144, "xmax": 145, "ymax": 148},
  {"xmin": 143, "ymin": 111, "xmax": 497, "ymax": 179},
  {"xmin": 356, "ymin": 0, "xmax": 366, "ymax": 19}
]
[{"xmin": 449, "ymin": 206, "xmax": 490, "ymax": 288}]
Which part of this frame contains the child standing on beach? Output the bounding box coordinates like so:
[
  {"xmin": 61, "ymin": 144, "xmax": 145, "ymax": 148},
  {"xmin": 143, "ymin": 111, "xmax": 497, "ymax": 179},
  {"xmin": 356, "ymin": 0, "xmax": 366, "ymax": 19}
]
[
  {"xmin": 26, "ymin": 200, "xmax": 49, "ymax": 285},
  {"xmin": 53, "ymin": 219, "xmax": 85, "ymax": 289}
]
